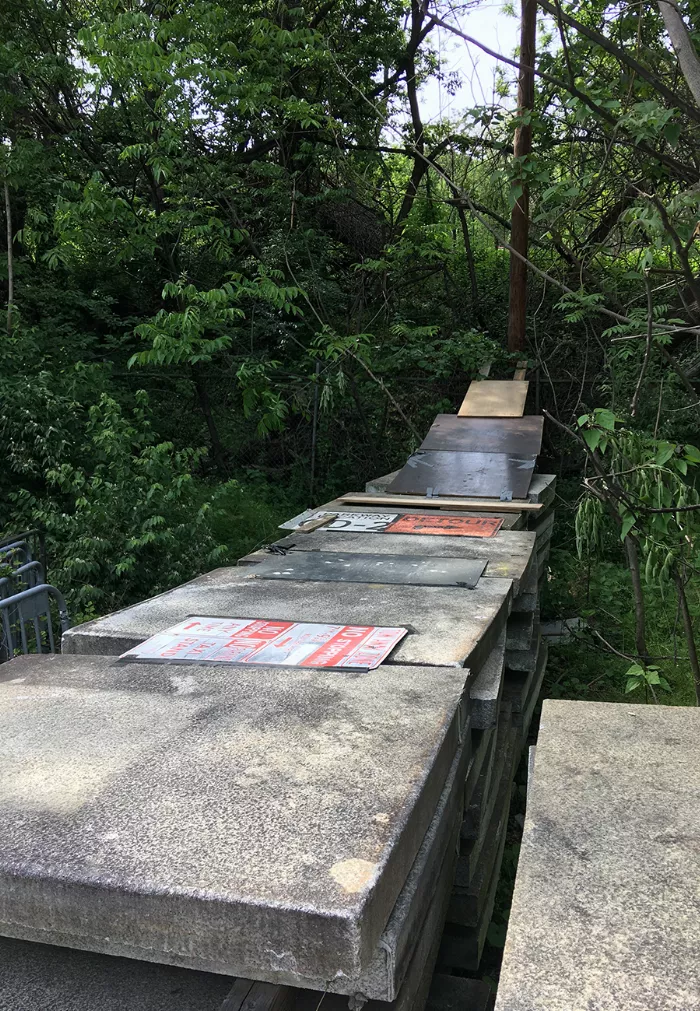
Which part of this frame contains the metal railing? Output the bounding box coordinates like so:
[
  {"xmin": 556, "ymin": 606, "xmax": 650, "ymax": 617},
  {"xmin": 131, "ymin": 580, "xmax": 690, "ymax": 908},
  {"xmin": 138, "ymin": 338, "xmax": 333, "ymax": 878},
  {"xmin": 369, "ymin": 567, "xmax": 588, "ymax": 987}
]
[{"xmin": 0, "ymin": 531, "xmax": 69, "ymax": 663}]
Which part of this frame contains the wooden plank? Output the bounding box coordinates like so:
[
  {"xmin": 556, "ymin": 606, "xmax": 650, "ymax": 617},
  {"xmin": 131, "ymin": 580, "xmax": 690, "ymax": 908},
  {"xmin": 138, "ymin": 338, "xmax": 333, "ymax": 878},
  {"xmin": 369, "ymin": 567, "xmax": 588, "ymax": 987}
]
[
  {"xmin": 513, "ymin": 360, "xmax": 528, "ymax": 381},
  {"xmin": 338, "ymin": 492, "xmax": 542, "ymax": 513},
  {"xmin": 458, "ymin": 381, "xmax": 528, "ymax": 418},
  {"xmin": 294, "ymin": 513, "xmax": 336, "ymax": 533}
]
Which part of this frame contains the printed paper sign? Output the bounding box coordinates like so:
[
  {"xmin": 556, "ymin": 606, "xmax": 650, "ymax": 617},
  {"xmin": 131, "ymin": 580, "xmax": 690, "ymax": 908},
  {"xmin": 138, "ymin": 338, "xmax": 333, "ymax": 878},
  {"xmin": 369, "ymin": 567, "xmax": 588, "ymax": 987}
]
[
  {"xmin": 384, "ymin": 514, "xmax": 503, "ymax": 538},
  {"xmin": 281, "ymin": 510, "xmax": 399, "ymax": 533},
  {"xmin": 120, "ymin": 616, "xmax": 407, "ymax": 670}
]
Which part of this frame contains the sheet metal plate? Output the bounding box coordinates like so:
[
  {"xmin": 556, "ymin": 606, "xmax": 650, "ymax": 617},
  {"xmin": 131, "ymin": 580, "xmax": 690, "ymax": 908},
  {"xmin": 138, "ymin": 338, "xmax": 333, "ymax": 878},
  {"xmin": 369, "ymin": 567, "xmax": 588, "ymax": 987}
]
[
  {"xmin": 458, "ymin": 381, "xmax": 529, "ymax": 417},
  {"xmin": 386, "ymin": 451, "xmax": 536, "ymax": 500},
  {"xmin": 420, "ymin": 415, "xmax": 543, "ymax": 455},
  {"xmin": 253, "ymin": 551, "xmax": 487, "ymax": 588}
]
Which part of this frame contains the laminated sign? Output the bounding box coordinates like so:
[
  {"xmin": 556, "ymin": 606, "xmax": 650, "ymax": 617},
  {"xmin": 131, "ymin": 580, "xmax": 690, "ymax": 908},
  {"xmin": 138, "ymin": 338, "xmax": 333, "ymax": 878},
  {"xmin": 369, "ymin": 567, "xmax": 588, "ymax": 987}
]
[
  {"xmin": 281, "ymin": 510, "xmax": 399, "ymax": 532},
  {"xmin": 384, "ymin": 514, "xmax": 503, "ymax": 538},
  {"xmin": 120, "ymin": 616, "xmax": 407, "ymax": 670}
]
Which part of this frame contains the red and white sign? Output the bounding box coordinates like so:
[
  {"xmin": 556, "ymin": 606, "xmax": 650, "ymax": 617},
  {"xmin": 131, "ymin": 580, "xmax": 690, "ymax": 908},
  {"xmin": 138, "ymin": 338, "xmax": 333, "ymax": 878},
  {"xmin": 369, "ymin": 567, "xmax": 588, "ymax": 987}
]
[
  {"xmin": 384, "ymin": 514, "xmax": 503, "ymax": 538},
  {"xmin": 121, "ymin": 616, "xmax": 407, "ymax": 670}
]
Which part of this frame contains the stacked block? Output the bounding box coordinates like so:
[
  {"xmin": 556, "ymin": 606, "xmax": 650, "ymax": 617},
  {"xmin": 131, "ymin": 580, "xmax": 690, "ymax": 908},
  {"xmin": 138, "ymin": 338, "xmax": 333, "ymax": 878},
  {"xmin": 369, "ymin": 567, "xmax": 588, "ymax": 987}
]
[{"xmin": 1, "ymin": 379, "xmax": 552, "ymax": 1010}]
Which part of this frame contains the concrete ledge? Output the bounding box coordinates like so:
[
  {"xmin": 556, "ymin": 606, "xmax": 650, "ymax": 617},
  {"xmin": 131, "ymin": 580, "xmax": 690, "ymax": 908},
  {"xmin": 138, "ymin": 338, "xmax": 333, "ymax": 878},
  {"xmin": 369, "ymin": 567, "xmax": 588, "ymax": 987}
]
[
  {"xmin": 496, "ymin": 700, "xmax": 700, "ymax": 1011},
  {"xmin": 0, "ymin": 655, "xmax": 469, "ymax": 983},
  {"xmin": 61, "ymin": 569, "xmax": 513, "ymax": 674}
]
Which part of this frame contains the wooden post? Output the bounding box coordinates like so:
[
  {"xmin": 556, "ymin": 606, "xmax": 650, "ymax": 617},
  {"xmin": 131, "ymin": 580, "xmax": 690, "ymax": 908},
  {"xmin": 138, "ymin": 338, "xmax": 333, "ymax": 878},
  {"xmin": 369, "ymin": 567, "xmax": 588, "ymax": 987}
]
[{"xmin": 507, "ymin": 0, "xmax": 537, "ymax": 353}]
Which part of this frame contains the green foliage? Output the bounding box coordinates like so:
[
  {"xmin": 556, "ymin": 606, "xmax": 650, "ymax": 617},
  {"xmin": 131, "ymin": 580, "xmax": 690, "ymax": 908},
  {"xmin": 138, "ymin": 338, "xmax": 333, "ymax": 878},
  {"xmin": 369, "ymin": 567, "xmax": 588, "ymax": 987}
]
[
  {"xmin": 10, "ymin": 393, "xmax": 225, "ymax": 612},
  {"xmin": 575, "ymin": 411, "xmax": 700, "ymax": 590},
  {"xmin": 624, "ymin": 663, "xmax": 671, "ymax": 697}
]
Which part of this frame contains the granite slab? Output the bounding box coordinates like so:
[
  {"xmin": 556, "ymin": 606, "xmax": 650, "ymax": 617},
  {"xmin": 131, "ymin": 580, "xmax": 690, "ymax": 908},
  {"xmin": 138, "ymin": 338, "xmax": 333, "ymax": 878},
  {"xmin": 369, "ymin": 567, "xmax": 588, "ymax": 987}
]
[
  {"xmin": 496, "ymin": 700, "xmax": 700, "ymax": 1011},
  {"xmin": 438, "ymin": 818, "xmax": 509, "ymax": 972},
  {"xmin": 505, "ymin": 611, "xmax": 536, "ymax": 653},
  {"xmin": 506, "ymin": 630, "xmax": 541, "ymax": 674},
  {"xmin": 0, "ymin": 654, "xmax": 469, "ymax": 983},
  {"xmin": 61, "ymin": 569, "xmax": 513, "ymax": 672},
  {"xmin": 469, "ymin": 631, "xmax": 506, "ymax": 730},
  {"xmin": 461, "ymin": 702, "xmax": 511, "ymax": 845},
  {"xmin": 0, "ymin": 934, "xmax": 235, "ymax": 1011}
]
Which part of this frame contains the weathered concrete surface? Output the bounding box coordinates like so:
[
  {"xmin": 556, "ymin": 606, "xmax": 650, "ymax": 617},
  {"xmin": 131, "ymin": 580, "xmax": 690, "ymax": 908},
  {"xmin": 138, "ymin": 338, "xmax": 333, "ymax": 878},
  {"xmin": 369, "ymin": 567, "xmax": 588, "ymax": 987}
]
[
  {"xmin": 527, "ymin": 473, "xmax": 556, "ymax": 508},
  {"xmin": 0, "ymin": 935, "xmax": 235, "ymax": 1011},
  {"xmin": 453, "ymin": 722, "xmax": 516, "ymax": 898},
  {"xmin": 242, "ymin": 531, "xmax": 536, "ymax": 596},
  {"xmin": 503, "ymin": 636, "xmax": 546, "ymax": 715},
  {"xmin": 496, "ymin": 700, "xmax": 700, "ymax": 1011},
  {"xmin": 469, "ymin": 631, "xmax": 505, "ymax": 730},
  {"xmin": 506, "ymin": 629, "xmax": 541, "ymax": 674},
  {"xmin": 463, "ymin": 726, "xmax": 495, "ymax": 829},
  {"xmin": 438, "ymin": 819, "xmax": 508, "ymax": 973},
  {"xmin": 61, "ymin": 569, "xmax": 512, "ymax": 673},
  {"xmin": 0, "ymin": 654, "xmax": 469, "ymax": 983},
  {"xmin": 505, "ymin": 610, "xmax": 536, "ymax": 652},
  {"xmin": 296, "ymin": 823, "xmax": 458, "ymax": 1011},
  {"xmin": 349, "ymin": 733, "xmax": 470, "ymax": 1000},
  {"xmin": 461, "ymin": 702, "xmax": 511, "ymax": 846}
]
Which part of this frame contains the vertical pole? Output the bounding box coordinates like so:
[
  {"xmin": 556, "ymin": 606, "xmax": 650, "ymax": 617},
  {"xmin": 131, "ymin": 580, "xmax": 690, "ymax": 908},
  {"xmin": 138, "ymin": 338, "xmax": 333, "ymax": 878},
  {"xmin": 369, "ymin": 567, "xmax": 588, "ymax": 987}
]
[
  {"xmin": 4, "ymin": 180, "xmax": 13, "ymax": 335},
  {"xmin": 507, "ymin": 0, "xmax": 537, "ymax": 353},
  {"xmin": 309, "ymin": 359, "xmax": 321, "ymax": 505}
]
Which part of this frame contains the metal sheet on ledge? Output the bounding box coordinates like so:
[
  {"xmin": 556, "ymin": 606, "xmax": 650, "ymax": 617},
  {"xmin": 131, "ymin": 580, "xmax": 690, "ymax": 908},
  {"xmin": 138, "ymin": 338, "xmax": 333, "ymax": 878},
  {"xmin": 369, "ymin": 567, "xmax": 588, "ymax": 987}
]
[
  {"xmin": 253, "ymin": 551, "xmax": 487, "ymax": 588},
  {"xmin": 386, "ymin": 451, "xmax": 536, "ymax": 500},
  {"xmin": 420, "ymin": 415, "xmax": 544, "ymax": 456}
]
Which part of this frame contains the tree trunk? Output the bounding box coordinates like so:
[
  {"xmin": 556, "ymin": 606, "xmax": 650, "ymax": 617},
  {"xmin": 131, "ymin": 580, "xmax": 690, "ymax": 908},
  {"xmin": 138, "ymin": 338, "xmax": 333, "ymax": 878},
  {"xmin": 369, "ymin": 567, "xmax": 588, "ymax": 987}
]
[
  {"xmin": 658, "ymin": 0, "xmax": 700, "ymax": 110},
  {"xmin": 4, "ymin": 180, "xmax": 13, "ymax": 335},
  {"xmin": 456, "ymin": 205, "xmax": 484, "ymax": 324},
  {"xmin": 624, "ymin": 534, "xmax": 650, "ymax": 662},
  {"xmin": 674, "ymin": 567, "xmax": 700, "ymax": 705},
  {"xmin": 190, "ymin": 363, "xmax": 228, "ymax": 474},
  {"xmin": 507, "ymin": 0, "xmax": 537, "ymax": 353}
]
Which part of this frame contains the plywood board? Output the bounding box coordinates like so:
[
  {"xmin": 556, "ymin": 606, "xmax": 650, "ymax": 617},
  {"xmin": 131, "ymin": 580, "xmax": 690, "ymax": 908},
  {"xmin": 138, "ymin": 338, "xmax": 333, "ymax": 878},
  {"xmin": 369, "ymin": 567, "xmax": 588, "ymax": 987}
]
[
  {"xmin": 386, "ymin": 451, "xmax": 536, "ymax": 500},
  {"xmin": 252, "ymin": 551, "xmax": 487, "ymax": 588},
  {"xmin": 338, "ymin": 493, "xmax": 541, "ymax": 513},
  {"xmin": 420, "ymin": 415, "xmax": 543, "ymax": 455},
  {"xmin": 458, "ymin": 380, "xmax": 529, "ymax": 417}
]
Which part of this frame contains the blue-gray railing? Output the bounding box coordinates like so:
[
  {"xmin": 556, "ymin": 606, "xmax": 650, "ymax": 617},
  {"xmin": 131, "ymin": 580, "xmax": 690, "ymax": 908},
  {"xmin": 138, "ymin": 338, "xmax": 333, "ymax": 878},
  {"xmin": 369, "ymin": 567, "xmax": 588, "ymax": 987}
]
[{"xmin": 0, "ymin": 531, "xmax": 69, "ymax": 662}]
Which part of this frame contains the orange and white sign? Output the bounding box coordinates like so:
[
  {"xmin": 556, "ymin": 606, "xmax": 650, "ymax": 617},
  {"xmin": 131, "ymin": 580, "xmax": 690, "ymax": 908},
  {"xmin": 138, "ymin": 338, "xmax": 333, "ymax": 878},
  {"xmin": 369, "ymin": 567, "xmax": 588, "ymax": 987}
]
[
  {"xmin": 120, "ymin": 616, "xmax": 407, "ymax": 670},
  {"xmin": 384, "ymin": 514, "xmax": 502, "ymax": 537}
]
